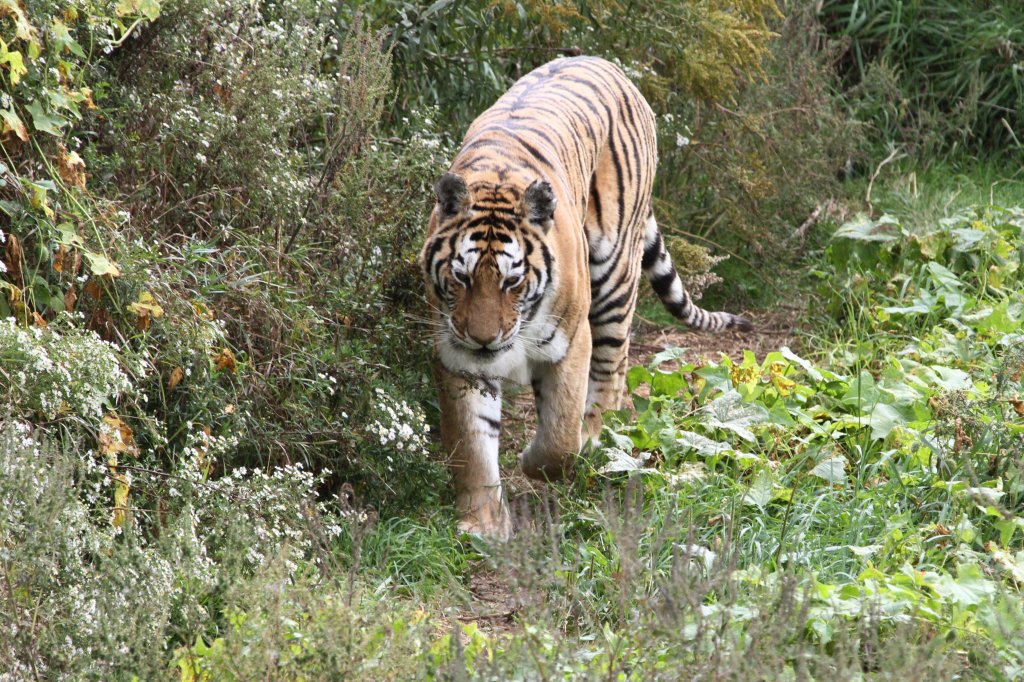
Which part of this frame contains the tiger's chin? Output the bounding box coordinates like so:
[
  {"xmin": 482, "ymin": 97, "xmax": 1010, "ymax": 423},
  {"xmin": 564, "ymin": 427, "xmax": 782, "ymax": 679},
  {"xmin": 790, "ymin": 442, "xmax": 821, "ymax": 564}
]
[{"xmin": 439, "ymin": 337, "xmax": 530, "ymax": 385}]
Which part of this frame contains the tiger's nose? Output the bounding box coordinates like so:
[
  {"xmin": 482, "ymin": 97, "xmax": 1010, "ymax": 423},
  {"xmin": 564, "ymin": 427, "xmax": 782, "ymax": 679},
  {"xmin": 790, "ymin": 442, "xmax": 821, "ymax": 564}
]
[{"xmin": 467, "ymin": 330, "xmax": 501, "ymax": 349}]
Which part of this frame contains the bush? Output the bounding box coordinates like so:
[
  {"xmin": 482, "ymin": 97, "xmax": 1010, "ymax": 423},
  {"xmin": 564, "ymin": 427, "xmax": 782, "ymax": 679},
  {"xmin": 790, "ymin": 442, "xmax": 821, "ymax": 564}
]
[
  {"xmin": 92, "ymin": 0, "xmax": 451, "ymax": 510},
  {"xmin": 820, "ymin": 0, "xmax": 1024, "ymax": 157}
]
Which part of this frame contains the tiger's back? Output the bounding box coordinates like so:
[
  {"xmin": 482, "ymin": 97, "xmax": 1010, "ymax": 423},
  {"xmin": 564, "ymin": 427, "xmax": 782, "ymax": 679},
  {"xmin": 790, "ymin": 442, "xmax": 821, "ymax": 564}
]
[{"xmin": 421, "ymin": 57, "xmax": 750, "ymax": 540}]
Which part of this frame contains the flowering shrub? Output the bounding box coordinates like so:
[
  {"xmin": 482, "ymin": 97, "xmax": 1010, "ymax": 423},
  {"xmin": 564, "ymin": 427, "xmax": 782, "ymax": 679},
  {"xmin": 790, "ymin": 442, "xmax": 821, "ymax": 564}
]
[
  {"xmin": 0, "ymin": 316, "xmax": 132, "ymax": 421},
  {"xmin": 0, "ymin": 419, "xmax": 356, "ymax": 677},
  {"xmin": 369, "ymin": 388, "xmax": 431, "ymax": 473}
]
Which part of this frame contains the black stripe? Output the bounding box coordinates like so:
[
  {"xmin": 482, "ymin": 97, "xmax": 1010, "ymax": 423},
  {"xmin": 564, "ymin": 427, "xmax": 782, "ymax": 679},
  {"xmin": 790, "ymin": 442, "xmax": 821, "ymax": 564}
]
[
  {"xmin": 592, "ymin": 336, "xmax": 626, "ymax": 348},
  {"xmin": 649, "ymin": 269, "xmax": 676, "ymax": 298},
  {"xmin": 642, "ymin": 239, "xmax": 661, "ymax": 270}
]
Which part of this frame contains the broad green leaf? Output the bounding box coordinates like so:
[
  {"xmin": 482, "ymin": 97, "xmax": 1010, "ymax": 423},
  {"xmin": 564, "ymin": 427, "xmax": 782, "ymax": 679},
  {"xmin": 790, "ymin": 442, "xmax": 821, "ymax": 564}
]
[
  {"xmin": 701, "ymin": 390, "xmax": 769, "ymax": 442},
  {"xmin": 832, "ymin": 214, "xmax": 900, "ymax": 242},
  {"xmin": 25, "ymin": 101, "xmax": 64, "ymax": 136},
  {"xmin": 56, "ymin": 222, "xmax": 84, "ymax": 247},
  {"xmin": 598, "ymin": 447, "xmax": 652, "ymax": 474},
  {"xmin": 674, "ymin": 430, "xmax": 734, "ymax": 458},
  {"xmin": 649, "ymin": 346, "xmax": 690, "ymax": 367},
  {"xmin": 626, "ymin": 365, "xmax": 652, "ymax": 391},
  {"xmin": 650, "ymin": 370, "xmax": 686, "ymax": 397},
  {"xmin": 930, "ymin": 565, "xmax": 995, "ymax": 607},
  {"xmin": 780, "ymin": 345, "xmax": 823, "ymax": 382},
  {"xmin": 742, "ymin": 469, "xmax": 775, "ymax": 509},
  {"xmin": 867, "ymin": 403, "xmax": 904, "ymax": 440},
  {"xmin": 810, "ymin": 455, "xmax": 847, "ymax": 485},
  {"xmin": 928, "ymin": 365, "xmax": 973, "ymax": 391}
]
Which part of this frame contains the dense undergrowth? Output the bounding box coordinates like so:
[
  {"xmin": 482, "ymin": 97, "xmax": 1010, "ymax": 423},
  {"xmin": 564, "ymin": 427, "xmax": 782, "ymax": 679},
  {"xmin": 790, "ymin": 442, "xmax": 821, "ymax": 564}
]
[{"xmin": 2, "ymin": 0, "xmax": 1024, "ymax": 678}]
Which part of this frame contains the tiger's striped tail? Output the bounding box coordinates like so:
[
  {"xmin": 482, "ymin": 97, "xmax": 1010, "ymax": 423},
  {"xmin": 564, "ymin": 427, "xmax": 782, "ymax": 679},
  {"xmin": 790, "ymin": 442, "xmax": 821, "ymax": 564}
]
[{"xmin": 641, "ymin": 216, "xmax": 753, "ymax": 333}]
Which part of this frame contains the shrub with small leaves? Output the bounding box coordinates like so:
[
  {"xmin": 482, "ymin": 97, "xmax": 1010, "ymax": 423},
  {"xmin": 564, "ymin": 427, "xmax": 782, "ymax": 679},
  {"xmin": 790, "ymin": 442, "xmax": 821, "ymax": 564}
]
[{"xmin": 0, "ymin": 315, "xmax": 132, "ymax": 421}]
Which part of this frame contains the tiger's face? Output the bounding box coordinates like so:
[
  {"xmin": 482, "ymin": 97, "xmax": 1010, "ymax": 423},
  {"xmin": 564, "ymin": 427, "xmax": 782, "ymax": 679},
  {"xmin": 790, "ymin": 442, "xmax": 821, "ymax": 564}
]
[{"xmin": 421, "ymin": 173, "xmax": 558, "ymax": 379}]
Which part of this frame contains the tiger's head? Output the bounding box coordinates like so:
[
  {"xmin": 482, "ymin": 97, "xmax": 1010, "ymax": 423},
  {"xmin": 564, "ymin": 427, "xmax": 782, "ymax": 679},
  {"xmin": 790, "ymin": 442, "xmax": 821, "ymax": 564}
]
[{"xmin": 420, "ymin": 172, "xmax": 558, "ymax": 378}]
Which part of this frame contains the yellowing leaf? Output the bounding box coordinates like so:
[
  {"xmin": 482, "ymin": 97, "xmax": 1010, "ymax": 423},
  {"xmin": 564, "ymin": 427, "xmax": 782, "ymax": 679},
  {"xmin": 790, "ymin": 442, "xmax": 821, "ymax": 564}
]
[
  {"xmin": 100, "ymin": 413, "xmax": 136, "ymax": 458},
  {"xmin": 29, "ymin": 183, "xmax": 54, "ymax": 218},
  {"xmin": 0, "ymin": 0, "xmax": 33, "ymax": 41},
  {"xmin": 0, "ymin": 42, "xmax": 27, "ymax": 86},
  {"xmin": 112, "ymin": 473, "xmax": 130, "ymax": 528},
  {"xmin": 83, "ymin": 250, "xmax": 121, "ymax": 277},
  {"xmin": 0, "ymin": 106, "xmax": 28, "ymax": 141},
  {"xmin": 767, "ymin": 362, "xmax": 796, "ymax": 396},
  {"xmin": 128, "ymin": 291, "xmax": 163, "ymax": 330}
]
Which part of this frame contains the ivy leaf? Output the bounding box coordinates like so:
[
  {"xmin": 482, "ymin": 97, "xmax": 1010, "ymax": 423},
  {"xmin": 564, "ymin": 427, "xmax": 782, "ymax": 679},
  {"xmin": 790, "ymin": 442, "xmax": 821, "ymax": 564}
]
[{"xmin": 25, "ymin": 100, "xmax": 65, "ymax": 136}]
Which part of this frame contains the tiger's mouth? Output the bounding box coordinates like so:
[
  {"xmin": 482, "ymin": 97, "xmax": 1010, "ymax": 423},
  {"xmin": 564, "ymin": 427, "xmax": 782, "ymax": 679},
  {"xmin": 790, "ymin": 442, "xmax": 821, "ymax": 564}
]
[{"xmin": 471, "ymin": 342, "xmax": 515, "ymax": 358}]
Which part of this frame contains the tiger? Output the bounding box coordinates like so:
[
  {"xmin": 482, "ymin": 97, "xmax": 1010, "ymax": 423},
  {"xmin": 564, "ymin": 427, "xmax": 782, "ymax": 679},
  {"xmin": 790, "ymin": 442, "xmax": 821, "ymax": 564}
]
[{"xmin": 420, "ymin": 56, "xmax": 751, "ymax": 540}]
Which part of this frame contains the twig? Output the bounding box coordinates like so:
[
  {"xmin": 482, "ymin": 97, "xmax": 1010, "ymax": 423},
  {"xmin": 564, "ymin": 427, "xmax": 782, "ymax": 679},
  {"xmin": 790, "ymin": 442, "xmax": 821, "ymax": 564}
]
[
  {"xmin": 866, "ymin": 147, "xmax": 905, "ymax": 214},
  {"xmin": 791, "ymin": 202, "xmax": 825, "ymax": 242}
]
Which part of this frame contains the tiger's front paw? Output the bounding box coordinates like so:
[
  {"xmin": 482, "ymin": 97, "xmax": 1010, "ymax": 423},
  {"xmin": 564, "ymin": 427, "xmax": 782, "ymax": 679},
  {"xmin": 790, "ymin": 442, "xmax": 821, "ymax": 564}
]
[{"xmin": 456, "ymin": 492, "xmax": 512, "ymax": 542}]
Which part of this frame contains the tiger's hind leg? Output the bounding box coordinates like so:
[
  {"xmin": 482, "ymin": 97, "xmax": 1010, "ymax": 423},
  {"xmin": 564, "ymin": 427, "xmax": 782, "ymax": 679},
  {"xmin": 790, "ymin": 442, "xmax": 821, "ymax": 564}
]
[{"xmin": 582, "ymin": 214, "xmax": 648, "ymax": 440}]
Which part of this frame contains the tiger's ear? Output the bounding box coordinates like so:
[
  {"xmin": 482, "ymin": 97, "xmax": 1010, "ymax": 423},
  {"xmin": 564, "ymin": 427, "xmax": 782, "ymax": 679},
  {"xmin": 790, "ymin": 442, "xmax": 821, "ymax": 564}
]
[
  {"xmin": 435, "ymin": 172, "xmax": 469, "ymax": 217},
  {"xmin": 523, "ymin": 179, "xmax": 556, "ymax": 230}
]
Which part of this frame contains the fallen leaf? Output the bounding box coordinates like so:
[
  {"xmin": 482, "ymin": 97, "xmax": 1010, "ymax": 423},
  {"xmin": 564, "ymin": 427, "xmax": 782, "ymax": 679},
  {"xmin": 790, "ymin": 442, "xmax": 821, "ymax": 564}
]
[
  {"xmin": 63, "ymin": 285, "xmax": 77, "ymax": 311},
  {"xmin": 31, "ymin": 311, "xmax": 46, "ymax": 327},
  {"xmin": 83, "ymin": 278, "xmax": 103, "ymax": 299},
  {"xmin": 1010, "ymin": 397, "xmax": 1024, "ymax": 418},
  {"xmin": 167, "ymin": 367, "xmax": 184, "ymax": 391}
]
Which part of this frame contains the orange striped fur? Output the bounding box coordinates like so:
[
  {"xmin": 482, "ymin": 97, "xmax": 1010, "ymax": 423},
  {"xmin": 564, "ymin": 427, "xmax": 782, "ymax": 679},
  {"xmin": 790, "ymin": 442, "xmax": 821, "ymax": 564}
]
[{"xmin": 420, "ymin": 57, "xmax": 751, "ymax": 539}]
